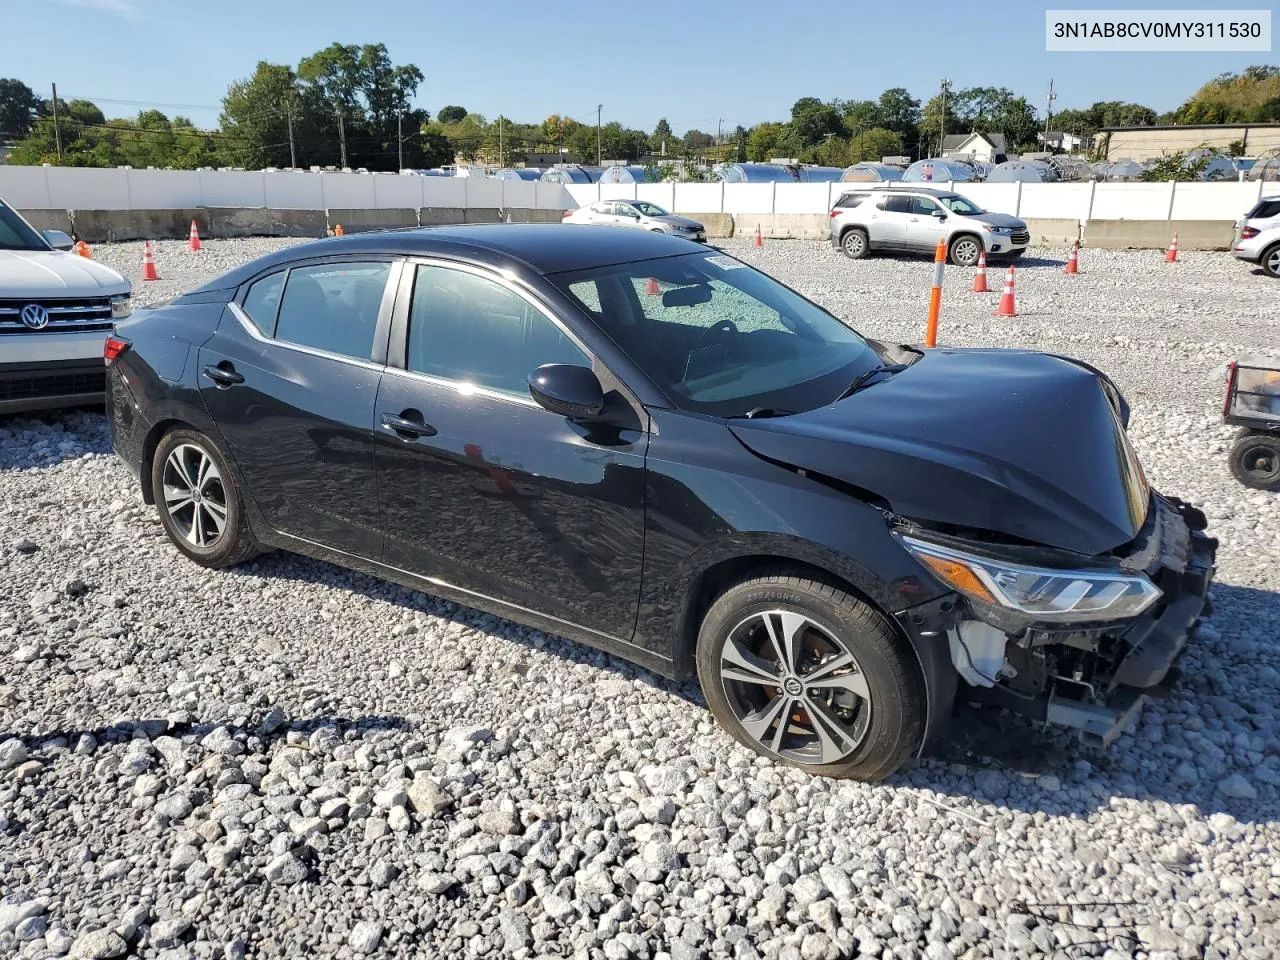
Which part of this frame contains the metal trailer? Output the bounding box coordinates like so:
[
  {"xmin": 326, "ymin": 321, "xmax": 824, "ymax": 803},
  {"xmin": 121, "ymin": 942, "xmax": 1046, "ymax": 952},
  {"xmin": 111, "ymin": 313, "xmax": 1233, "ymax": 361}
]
[
  {"xmin": 715, "ymin": 163, "xmax": 802, "ymax": 183},
  {"xmin": 1223, "ymin": 356, "xmax": 1280, "ymax": 490},
  {"xmin": 901, "ymin": 158, "xmax": 978, "ymax": 183},
  {"xmin": 492, "ymin": 168, "xmax": 544, "ymax": 181},
  {"xmin": 795, "ymin": 166, "xmax": 846, "ymax": 183},
  {"xmin": 539, "ymin": 166, "xmax": 606, "ymax": 184},
  {"xmin": 839, "ymin": 163, "xmax": 906, "ymax": 182},
  {"xmin": 597, "ymin": 165, "xmax": 655, "ymax": 184},
  {"xmin": 985, "ymin": 159, "xmax": 1059, "ymax": 183}
]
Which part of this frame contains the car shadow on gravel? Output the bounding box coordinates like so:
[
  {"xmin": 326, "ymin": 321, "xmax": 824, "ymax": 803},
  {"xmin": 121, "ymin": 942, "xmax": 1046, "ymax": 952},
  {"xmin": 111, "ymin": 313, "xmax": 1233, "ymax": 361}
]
[{"xmin": 10, "ymin": 713, "xmax": 410, "ymax": 753}]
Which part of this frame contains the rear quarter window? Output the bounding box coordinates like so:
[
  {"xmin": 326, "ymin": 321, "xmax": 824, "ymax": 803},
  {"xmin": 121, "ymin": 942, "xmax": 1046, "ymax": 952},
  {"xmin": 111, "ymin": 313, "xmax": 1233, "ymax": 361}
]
[
  {"xmin": 835, "ymin": 194, "xmax": 869, "ymax": 209},
  {"xmin": 241, "ymin": 272, "xmax": 284, "ymax": 335}
]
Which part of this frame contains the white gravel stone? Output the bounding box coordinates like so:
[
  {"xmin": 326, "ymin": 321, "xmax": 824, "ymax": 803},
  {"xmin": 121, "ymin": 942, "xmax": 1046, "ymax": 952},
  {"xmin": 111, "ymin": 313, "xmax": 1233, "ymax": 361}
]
[{"xmin": 347, "ymin": 920, "xmax": 383, "ymax": 954}]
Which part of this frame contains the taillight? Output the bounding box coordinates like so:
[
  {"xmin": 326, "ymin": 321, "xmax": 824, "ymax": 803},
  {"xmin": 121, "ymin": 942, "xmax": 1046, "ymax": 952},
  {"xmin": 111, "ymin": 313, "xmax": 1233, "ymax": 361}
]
[
  {"xmin": 104, "ymin": 335, "xmax": 131, "ymax": 363},
  {"xmin": 1240, "ymin": 226, "xmax": 1259, "ymax": 239},
  {"xmin": 561, "ymin": 210, "xmax": 573, "ymax": 219},
  {"xmin": 830, "ymin": 209, "xmax": 840, "ymax": 218}
]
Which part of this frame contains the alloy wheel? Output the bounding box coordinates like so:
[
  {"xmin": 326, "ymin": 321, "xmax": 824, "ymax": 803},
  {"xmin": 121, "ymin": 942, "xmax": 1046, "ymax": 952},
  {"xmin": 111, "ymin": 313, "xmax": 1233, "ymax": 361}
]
[
  {"xmin": 843, "ymin": 232, "xmax": 865, "ymax": 257},
  {"xmin": 162, "ymin": 443, "xmax": 228, "ymax": 549},
  {"xmin": 952, "ymin": 238, "xmax": 980, "ymax": 266},
  {"xmin": 719, "ymin": 610, "xmax": 872, "ymax": 765},
  {"xmin": 1266, "ymin": 247, "xmax": 1280, "ymax": 277}
]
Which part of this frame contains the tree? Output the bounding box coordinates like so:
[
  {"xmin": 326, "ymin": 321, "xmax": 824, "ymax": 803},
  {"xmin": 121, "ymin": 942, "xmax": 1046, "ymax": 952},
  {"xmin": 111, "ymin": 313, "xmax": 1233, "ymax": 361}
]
[
  {"xmin": 877, "ymin": 87, "xmax": 921, "ymax": 138},
  {"xmin": 841, "ymin": 100, "xmax": 883, "ymax": 133},
  {"xmin": 0, "ymin": 78, "xmax": 43, "ymax": 140},
  {"xmin": 919, "ymin": 93, "xmax": 961, "ymax": 157},
  {"xmin": 788, "ymin": 97, "xmax": 845, "ymax": 150},
  {"xmin": 745, "ymin": 122, "xmax": 787, "ymax": 162},
  {"xmin": 298, "ymin": 42, "xmax": 363, "ymax": 167},
  {"xmin": 220, "ymin": 62, "xmax": 306, "ymax": 168},
  {"xmin": 1169, "ymin": 66, "xmax": 1280, "ymax": 124},
  {"xmin": 566, "ymin": 121, "xmax": 646, "ymax": 164},
  {"xmin": 437, "ymin": 104, "xmax": 467, "ymax": 124},
  {"xmin": 1140, "ymin": 151, "xmax": 1210, "ymax": 182},
  {"xmin": 683, "ymin": 128, "xmax": 714, "ymax": 151},
  {"xmin": 850, "ymin": 127, "xmax": 904, "ymax": 163}
]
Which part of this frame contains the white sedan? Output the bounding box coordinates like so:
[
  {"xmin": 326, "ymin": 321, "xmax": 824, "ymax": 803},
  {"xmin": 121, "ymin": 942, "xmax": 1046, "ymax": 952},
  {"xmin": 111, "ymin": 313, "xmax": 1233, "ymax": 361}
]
[{"xmin": 562, "ymin": 200, "xmax": 706, "ymax": 241}]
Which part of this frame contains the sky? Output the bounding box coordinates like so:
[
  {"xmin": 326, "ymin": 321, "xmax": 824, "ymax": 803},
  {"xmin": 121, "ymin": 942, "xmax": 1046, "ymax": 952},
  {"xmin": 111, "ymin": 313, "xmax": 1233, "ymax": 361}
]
[{"xmin": 3, "ymin": 0, "xmax": 1277, "ymax": 136}]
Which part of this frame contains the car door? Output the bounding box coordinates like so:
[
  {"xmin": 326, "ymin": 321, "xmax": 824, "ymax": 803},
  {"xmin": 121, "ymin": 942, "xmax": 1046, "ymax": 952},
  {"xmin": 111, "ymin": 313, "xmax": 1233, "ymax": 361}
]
[
  {"xmin": 613, "ymin": 202, "xmax": 644, "ymax": 230},
  {"xmin": 586, "ymin": 201, "xmax": 615, "ymax": 225},
  {"xmin": 373, "ymin": 260, "xmax": 648, "ymax": 639},
  {"xmin": 197, "ymin": 258, "xmax": 400, "ymax": 558},
  {"xmin": 906, "ymin": 195, "xmax": 949, "ymax": 251},
  {"xmin": 868, "ymin": 194, "xmax": 911, "ymax": 247}
]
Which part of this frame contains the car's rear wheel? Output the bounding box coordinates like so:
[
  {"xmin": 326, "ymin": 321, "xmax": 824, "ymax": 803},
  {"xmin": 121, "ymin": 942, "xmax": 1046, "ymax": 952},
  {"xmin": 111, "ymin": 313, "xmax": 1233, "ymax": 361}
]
[
  {"xmin": 151, "ymin": 428, "xmax": 259, "ymax": 568},
  {"xmin": 1262, "ymin": 243, "xmax": 1280, "ymax": 279},
  {"xmin": 696, "ymin": 570, "xmax": 925, "ymax": 781},
  {"xmin": 1229, "ymin": 432, "xmax": 1280, "ymax": 490},
  {"xmin": 949, "ymin": 235, "xmax": 983, "ymax": 267},
  {"xmin": 840, "ymin": 228, "xmax": 869, "ymax": 260}
]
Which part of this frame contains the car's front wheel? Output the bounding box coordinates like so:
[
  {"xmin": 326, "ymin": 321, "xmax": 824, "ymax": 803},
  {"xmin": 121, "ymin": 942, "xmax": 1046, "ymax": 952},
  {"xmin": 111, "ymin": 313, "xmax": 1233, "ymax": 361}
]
[
  {"xmin": 696, "ymin": 570, "xmax": 925, "ymax": 781},
  {"xmin": 151, "ymin": 428, "xmax": 259, "ymax": 568},
  {"xmin": 949, "ymin": 235, "xmax": 983, "ymax": 267},
  {"xmin": 1229, "ymin": 431, "xmax": 1280, "ymax": 490},
  {"xmin": 840, "ymin": 228, "xmax": 869, "ymax": 260}
]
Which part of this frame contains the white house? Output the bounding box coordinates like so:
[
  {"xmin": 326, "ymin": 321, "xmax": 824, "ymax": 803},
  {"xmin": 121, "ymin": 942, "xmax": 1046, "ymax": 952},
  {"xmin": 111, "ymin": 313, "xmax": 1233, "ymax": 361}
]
[{"xmin": 941, "ymin": 132, "xmax": 1008, "ymax": 163}]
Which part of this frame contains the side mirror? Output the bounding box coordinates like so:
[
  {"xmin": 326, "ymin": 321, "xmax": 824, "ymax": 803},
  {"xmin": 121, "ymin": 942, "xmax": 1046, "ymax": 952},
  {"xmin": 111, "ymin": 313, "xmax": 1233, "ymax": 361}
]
[
  {"xmin": 42, "ymin": 229, "xmax": 74, "ymax": 250},
  {"xmin": 930, "ymin": 209, "xmax": 947, "ymax": 219},
  {"xmin": 528, "ymin": 364, "xmax": 605, "ymax": 420}
]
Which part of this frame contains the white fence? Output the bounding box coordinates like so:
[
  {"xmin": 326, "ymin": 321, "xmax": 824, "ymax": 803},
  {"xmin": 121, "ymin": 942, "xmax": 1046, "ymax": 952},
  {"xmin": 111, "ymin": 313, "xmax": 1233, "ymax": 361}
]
[
  {"xmin": 566, "ymin": 179, "xmax": 1271, "ymax": 221},
  {"xmin": 0, "ymin": 166, "xmax": 570, "ymax": 211},
  {"xmin": 0, "ymin": 166, "xmax": 1270, "ymax": 221}
]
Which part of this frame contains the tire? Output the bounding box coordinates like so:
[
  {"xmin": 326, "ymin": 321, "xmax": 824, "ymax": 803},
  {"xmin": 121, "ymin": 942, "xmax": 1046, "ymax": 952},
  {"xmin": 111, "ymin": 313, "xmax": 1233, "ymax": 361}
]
[
  {"xmin": 151, "ymin": 427, "xmax": 259, "ymax": 568},
  {"xmin": 1262, "ymin": 243, "xmax": 1280, "ymax": 279},
  {"xmin": 840, "ymin": 228, "xmax": 869, "ymax": 260},
  {"xmin": 1229, "ymin": 432, "xmax": 1280, "ymax": 491},
  {"xmin": 696, "ymin": 570, "xmax": 925, "ymax": 781},
  {"xmin": 948, "ymin": 235, "xmax": 983, "ymax": 267}
]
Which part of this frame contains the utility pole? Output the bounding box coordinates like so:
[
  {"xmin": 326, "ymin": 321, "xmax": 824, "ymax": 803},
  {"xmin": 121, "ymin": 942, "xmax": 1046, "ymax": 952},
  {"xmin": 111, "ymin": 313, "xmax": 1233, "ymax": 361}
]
[
  {"xmin": 1044, "ymin": 78, "xmax": 1057, "ymax": 140},
  {"xmin": 499, "ymin": 116, "xmax": 504, "ymax": 168},
  {"xmin": 50, "ymin": 83, "xmax": 63, "ymax": 162},
  {"xmin": 397, "ymin": 108, "xmax": 403, "ymax": 171},
  {"xmin": 938, "ymin": 78, "xmax": 952, "ymax": 157},
  {"xmin": 596, "ymin": 104, "xmax": 602, "ymax": 165},
  {"xmin": 286, "ymin": 102, "xmax": 297, "ymax": 169},
  {"xmin": 337, "ymin": 110, "xmax": 348, "ymax": 168},
  {"xmin": 717, "ymin": 118, "xmax": 724, "ymax": 143}
]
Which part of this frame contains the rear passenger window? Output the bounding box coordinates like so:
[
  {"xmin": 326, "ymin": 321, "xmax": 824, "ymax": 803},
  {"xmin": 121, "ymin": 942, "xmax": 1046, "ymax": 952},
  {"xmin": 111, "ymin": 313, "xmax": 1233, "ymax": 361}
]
[
  {"xmin": 882, "ymin": 196, "xmax": 912, "ymax": 213},
  {"xmin": 408, "ymin": 265, "xmax": 590, "ymax": 398},
  {"xmin": 835, "ymin": 194, "xmax": 868, "ymax": 209},
  {"xmin": 241, "ymin": 272, "xmax": 284, "ymax": 335},
  {"xmin": 275, "ymin": 262, "xmax": 390, "ymax": 361}
]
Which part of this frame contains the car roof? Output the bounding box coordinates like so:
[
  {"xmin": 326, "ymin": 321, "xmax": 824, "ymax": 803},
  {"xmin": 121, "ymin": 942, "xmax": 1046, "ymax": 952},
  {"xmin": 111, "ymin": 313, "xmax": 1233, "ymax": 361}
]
[{"xmin": 190, "ymin": 224, "xmax": 702, "ymax": 291}]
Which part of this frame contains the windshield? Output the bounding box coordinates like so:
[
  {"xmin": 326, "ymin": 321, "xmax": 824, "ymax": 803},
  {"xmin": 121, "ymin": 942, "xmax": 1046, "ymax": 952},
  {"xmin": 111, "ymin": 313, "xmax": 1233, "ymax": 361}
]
[
  {"xmin": 632, "ymin": 201, "xmax": 668, "ymax": 217},
  {"xmin": 0, "ymin": 201, "xmax": 50, "ymax": 252},
  {"xmin": 940, "ymin": 195, "xmax": 983, "ymax": 215},
  {"xmin": 551, "ymin": 251, "xmax": 883, "ymax": 417}
]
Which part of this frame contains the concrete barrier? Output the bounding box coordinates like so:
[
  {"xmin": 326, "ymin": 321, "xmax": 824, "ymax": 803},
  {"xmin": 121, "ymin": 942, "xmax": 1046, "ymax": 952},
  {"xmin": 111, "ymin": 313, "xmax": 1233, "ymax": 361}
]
[
  {"xmin": 69, "ymin": 209, "xmax": 208, "ymax": 243},
  {"xmin": 326, "ymin": 208, "xmax": 417, "ymax": 234},
  {"xmin": 17, "ymin": 209, "xmax": 75, "ymax": 234},
  {"xmin": 1083, "ymin": 219, "xmax": 1236, "ymax": 251},
  {"xmin": 1023, "ymin": 218, "xmax": 1081, "ymax": 247},
  {"xmin": 734, "ymin": 214, "xmax": 831, "ymax": 240},
  {"xmin": 419, "ymin": 207, "xmax": 467, "ymax": 226},
  {"xmin": 690, "ymin": 213, "xmax": 733, "ymax": 239},
  {"xmin": 205, "ymin": 208, "xmax": 328, "ymax": 239},
  {"xmin": 463, "ymin": 208, "xmax": 504, "ymax": 224}
]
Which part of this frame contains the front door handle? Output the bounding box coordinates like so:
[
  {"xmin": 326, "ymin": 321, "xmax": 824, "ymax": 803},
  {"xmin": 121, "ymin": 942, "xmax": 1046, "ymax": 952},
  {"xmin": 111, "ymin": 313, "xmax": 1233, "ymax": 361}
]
[
  {"xmin": 380, "ymin": 411, "xmax": 437, "ymax": 439},
  {"xmin": 202, "ymin": 364, "xmax": 244, "ymax": 387}
]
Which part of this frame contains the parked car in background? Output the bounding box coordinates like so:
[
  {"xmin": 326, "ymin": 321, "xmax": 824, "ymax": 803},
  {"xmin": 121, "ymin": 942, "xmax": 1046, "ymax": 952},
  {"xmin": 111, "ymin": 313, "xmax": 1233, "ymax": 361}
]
[
  {"xmin": 0, "ymin": 197, "xmax": 132, "ymax": 415},
  {"xmin": 831, "ymin": 185, "xmax": 1030, "ymax": 266},
  {"xmin": 107, "ymin": 225, "xmax": 1214, "ymax": 781},
  {"xmin": 1233, "ymin": 195, "xmax": 1280, "ymax": 278},
  {"xmin": 563, "ymin": 200, "xmax": 706, "ymax": 241}
]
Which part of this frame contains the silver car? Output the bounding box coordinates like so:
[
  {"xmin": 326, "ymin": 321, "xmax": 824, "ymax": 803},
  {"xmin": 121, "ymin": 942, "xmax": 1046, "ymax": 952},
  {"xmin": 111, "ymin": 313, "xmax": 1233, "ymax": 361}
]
[
  {"xmin": 563, "ymin": 200, "xmax": 706, "ymax": 241},
  {"xmin": 1232, "ymin": 195, "xmax": 1280, "ymax": 278},
  {"xmin": 830, "ymin": 185, "xmax": 1030, "ymax": 266}
]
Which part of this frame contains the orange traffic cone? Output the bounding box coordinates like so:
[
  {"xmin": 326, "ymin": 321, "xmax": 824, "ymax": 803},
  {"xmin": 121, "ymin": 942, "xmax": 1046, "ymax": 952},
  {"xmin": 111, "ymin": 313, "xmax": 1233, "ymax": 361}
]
[
  {"xmin": 1064, "ymin": 240, "xmax": 1080, "ymax": 274},
  {"xmin": 1165, "ymin": 232, "xmax": 1178, "ymax": 263},
  {"xmin": 993, "ymin": 266, "xmax": 1016, "ymax": 316},
  {"xmin": 971, "ymin": 250, "xmax": 988, "ymax": 292},
  {"xmin": 188, "ymin": 219, "xmax": 202, "ymax": 251},
  {"xmin": 334, "ymin": 223, "xmax": 345, "ymax": 237},
  {"xmin": 141, "ymin": 240, "xmax": 159, "ymax": 281},
  {"xmin": 645, "ymin": 277, "xmax": 660, "ymax": 296},
  {"xmin": 74, "ymin": 240, "xmax": 92, "ymax": 259},
  {"xmin": 753, "ymin": 224, "xmax": 763, "ymax": 249}
]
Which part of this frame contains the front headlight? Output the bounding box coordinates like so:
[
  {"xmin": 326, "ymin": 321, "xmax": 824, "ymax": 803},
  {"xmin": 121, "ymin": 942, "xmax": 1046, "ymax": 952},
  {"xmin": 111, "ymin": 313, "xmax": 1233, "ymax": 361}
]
[
  {"xmin": 900, "ymin": 535, "xmax": 1162, "ymax": 623},
  {"xmin": 981, "ymin": 224, "xmax": 1010, "ymax": 234},
  {"xmin": 111, "ymin": 294, "xmax": 132, "ymax": 320}
]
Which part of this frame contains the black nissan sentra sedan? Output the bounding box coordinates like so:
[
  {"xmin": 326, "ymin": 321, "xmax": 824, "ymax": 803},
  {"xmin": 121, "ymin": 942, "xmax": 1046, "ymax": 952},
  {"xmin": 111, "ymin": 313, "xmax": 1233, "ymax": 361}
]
[{"xmin": 106, "ymin": 225, "xmax": 1216, "ymax": 780}]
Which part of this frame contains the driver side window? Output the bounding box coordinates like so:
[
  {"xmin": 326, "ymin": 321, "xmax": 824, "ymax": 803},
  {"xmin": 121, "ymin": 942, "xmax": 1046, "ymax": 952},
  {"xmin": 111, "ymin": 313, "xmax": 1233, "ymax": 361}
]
[{"xmin": 912, "ymin": 197, "xmax": 940, "ymax": 215}]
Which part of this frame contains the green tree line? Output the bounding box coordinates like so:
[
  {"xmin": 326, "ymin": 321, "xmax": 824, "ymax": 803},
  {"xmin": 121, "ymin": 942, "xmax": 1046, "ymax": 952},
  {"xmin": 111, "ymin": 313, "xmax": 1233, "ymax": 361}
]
[{"xmin": 2, "ymin": 59, "xmax": 1276, "ymax": 172}]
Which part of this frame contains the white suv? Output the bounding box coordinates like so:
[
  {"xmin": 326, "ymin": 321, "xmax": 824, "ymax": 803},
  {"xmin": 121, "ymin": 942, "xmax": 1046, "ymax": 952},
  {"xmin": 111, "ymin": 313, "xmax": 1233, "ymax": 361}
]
[
  {"xmin": 1232, "ymin": 195, "xmax": 1280, "ymax": 278},
  {"xmin": 0, "ymin": 198, "xmax": 131, "ymax": 415},
  {"xmin": 830, "ymin": 185, "xmax": 1030, "ymax": 266}
]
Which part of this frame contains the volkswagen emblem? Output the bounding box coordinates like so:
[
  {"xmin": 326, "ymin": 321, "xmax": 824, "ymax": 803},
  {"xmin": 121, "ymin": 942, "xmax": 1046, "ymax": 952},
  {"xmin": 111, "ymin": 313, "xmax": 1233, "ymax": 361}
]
[{"xmin": 19, "ymin": 304, "xmax": 49, "ymax": 330}]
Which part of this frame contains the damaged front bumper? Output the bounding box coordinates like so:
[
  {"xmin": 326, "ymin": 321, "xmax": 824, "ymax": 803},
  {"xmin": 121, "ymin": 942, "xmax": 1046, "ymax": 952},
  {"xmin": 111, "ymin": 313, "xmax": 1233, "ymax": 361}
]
[{"xmin": 898, "ymin": 496, "xmax": 1218, "ymax": 749}]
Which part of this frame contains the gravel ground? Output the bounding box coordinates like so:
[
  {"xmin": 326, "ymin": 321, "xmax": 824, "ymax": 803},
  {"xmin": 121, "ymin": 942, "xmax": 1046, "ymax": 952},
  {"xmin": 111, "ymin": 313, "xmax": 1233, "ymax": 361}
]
[{"xmin": 1, "ymin": 236, "xmax": 1278, "ymax": 960}]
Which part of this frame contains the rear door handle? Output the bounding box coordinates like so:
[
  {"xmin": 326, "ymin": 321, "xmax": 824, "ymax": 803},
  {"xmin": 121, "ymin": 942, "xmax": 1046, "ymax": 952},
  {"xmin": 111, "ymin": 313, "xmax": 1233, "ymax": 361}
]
[
  {"xmin": 380, "ymin": 412, "xmax": 437, "ymax": 439},
  {"xmin": 202, "ymin": 364, "xmax": 244, "ymax": 387}
]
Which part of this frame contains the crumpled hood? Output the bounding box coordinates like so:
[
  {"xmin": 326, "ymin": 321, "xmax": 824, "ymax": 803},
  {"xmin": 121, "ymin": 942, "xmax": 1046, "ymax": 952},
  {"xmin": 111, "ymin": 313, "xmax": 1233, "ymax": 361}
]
[
  {"xmin": 729, "ymin": 348, "xmax": 1149, "ymax": 556},
  {"xmin": 972, "ymin": 212, "xmax": 1026, "ymax": 230},
  {"xmin": 0, "ymin": 249, "xmax": 130, "ymax": 298}
]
